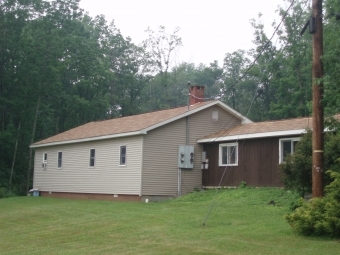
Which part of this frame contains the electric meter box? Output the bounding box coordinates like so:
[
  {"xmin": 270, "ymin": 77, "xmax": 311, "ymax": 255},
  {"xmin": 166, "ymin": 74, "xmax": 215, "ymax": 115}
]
[{"xmin": 178, "ymin": 146, "xmax": 194, "ymax": 169}]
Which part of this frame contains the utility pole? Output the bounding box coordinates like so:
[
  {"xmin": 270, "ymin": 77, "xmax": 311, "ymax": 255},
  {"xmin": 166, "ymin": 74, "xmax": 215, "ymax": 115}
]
[{"xmin": 312, "ymin": 0, "xmax": 324, "ymax": 197}]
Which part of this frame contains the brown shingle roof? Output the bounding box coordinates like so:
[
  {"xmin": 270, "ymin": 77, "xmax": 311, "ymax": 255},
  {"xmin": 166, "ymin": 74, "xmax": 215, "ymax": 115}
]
[
  {"xmin": 199, "ymin": 114, "xmax": 340, "ymax": 142},
  {"xmin": 32, "ymin": 101, "xmax": 215, "ymax": 146}
]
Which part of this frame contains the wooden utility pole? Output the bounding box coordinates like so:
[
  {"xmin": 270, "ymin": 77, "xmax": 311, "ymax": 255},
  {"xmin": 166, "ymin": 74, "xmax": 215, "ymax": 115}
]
[{"xmin": 312, "ymin": 0, "xmax": 324, "ymax": 197}]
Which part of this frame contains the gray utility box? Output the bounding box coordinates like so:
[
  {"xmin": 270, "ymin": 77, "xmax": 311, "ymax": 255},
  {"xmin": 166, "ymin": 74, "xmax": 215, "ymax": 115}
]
[{"xmin": 178, "ymin": 146, "xmax": 194, "ymax": 169}]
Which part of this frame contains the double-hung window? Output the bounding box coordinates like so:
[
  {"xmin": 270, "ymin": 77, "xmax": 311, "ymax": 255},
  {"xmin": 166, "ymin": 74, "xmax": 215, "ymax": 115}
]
[
  {"xmin": 57, "ymin": 152, "xmax": 62, "ymax": 168},
  {"xmin": 120, "ymin": 146, "xmax": 126, "ymax": 166},
  {"xmin": 42, "ymin": 153, "xmax": 48, "ymax": 169},
  {"xmin": 219, "ymin": 142, "xmax": 238, "ymax": 166},
  {"xmin": 89, "ymin": 149, "xmax": 95, "ymax": 167},
  {"xmin": 279, "ymin": 138, "xmax": 300, "ymax": 163}
]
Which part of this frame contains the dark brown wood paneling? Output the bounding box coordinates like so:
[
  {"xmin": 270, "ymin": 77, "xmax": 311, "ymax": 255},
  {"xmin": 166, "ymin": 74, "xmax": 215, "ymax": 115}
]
[{"xmin": 202, "ymin": 136, "xmax": 298, "ymax": 187}]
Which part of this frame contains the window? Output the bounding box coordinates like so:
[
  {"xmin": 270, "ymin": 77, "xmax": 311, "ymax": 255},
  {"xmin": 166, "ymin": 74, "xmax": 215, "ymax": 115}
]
[
  {"xmin": 42, "ymin": 153, "xmax": 47, "ymax": 169},
  {"xmin": 219, "ymin": 143, "xmax": 238, "ymax": 166},
  {"xmin": 279, "ymin": 138, "xmax": 300, "ymax": 163},
  {"xmin": 57, "ymin": 152, "xmax": 62, "ymax": 168},
  {"xmin": 89, "ymin": 149, "xmax": 95, "ymax": 167},
  {"xmin": 120, "ymin": 146, "xmax": 126, "ymax": 166},
  {"xmin": 43, "ymin": 153, "xmax": 47, "ymax": 162}
]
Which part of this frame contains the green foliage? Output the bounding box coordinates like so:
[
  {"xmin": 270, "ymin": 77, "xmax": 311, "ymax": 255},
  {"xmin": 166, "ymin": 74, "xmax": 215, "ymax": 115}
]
[
  {"xmin": 285, "ymin": 170, "xmax": 340, "ymax": 238},
  {"xmin": 238, "ymin": 181, "xmax": 247, "ymax": 188},
  {"xmin": 0, "ymin": 0, "xmax": 152, "ymax": 193},
  {"xmin": 0, "ymin": 186, "xmax": 16, "ymax": 199},
  {"xmin": 280, "ymin": 123, "xmax": 340, "ymax": 196},
  {"xmin": 279, "ymin": 130, "xmax": 313, "ymax": 196},
  {"xmin": 323, "ymin": 0, "xmax": 340, "ymax": 115}
]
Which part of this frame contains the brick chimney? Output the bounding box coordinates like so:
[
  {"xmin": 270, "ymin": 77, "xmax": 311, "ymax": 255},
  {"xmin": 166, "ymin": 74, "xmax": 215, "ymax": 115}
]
[{"xmin": 189, "ymin": 85, "xmax": 205, "ymax": 105}]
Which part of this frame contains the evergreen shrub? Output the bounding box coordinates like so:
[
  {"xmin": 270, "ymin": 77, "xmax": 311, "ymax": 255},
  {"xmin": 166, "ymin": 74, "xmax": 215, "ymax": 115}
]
[{"xmin": 285, "ymin": 170, "xmax": 340, "ymax": 238}]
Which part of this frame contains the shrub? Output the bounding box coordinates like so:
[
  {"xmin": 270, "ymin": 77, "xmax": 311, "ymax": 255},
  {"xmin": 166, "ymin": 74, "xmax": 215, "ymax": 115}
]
[
  {"xmin": 279, "ymin": 127, "xmax": 340, "ymax": 196},
  {"xmin": 238, "ymin": 181, "xmax": 247, "ymax": 188},
  {"xmin": 279, "ymin": 130, "xmax": 312, "ymax": 196},
  {"xmin": 0, "ymin": 186, "xmax": 16, "ymax": 199},
  {"xmin": 284, "ymin": 170, "xmax": 340, "ymax": 238}
]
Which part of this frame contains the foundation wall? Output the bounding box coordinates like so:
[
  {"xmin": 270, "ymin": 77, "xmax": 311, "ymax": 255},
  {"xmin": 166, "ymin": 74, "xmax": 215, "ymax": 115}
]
[{"xmin": 40, "ymin": 191, "xmax": 141, "ymax": 202}]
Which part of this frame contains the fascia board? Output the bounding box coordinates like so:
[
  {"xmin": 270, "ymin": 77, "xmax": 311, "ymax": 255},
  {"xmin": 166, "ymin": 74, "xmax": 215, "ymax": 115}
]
[
  {"xmin": 30, "ymin": 131, "xmax": 146, "ymax": 149},
  {"xmin": 197, "ymin": 129, "xmax": 307, "ymax": 143}
]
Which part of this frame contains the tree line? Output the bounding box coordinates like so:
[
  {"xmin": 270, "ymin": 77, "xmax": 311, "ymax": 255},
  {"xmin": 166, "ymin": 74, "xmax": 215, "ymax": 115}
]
[{"xmin": 1, "ymin": 0, "xmax": 339, "ymax": 195}]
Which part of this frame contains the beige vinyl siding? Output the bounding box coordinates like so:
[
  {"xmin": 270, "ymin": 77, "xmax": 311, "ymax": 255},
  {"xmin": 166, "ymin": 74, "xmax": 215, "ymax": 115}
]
[
  {"xmin": 181, "ymin": 105, "xmax": 241, "ymax": 194},
  {"xmin": 142, "ymin": 105, "xmax": 241, "ymax": 196},
  {"xmin": 33, "ymin": 135, "xmax": 143, "ymax": 195},
  {"xmin": 142, "ymin": 118, "xmax": 186, "ymax": 196}
]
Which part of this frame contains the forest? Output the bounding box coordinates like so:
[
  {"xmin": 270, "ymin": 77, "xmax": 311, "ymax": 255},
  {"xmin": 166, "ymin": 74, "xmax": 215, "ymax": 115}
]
[{"xmin": 1, "ymin": 0, "xmax": 340, "ymax": 195}]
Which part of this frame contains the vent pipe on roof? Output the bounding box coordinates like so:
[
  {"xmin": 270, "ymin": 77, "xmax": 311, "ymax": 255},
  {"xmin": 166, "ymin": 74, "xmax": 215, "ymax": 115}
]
[{"xmin": 187, "ymin": 81, "xmax": 190, "ymax": 110}]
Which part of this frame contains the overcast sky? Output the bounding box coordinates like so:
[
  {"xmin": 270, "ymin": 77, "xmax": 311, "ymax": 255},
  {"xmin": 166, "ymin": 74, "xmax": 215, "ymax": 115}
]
[{"xmin": 79, "ymin": 0, "xmax": 289, "ymax": 67}]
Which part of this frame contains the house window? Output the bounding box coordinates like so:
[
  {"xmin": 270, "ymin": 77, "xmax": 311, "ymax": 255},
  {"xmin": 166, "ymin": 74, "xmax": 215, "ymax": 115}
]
[
  {"xmin": 279, "ymin": 138, "xmax": 300, "ymax": 163},
  {"xmin": 42, "ymin": 153, "xmax": 47, "ymax": 168},
  {"xmin": 120, "ymin": 146, "xmax": 126, "ymax": 166},
  {"xmin": 57, "ymin": 152, "xmax": 62, "ymax": 168},
  {"xmin": 43, "ymin": 153, "xmax": 47, "ymax": 162},
  {"xmin": 89, "ymin": 149, "xmax": 95, "ymax": 167},
  {"xmin": 219, "ymin": 143, "xmax": 238, "ymax": 166}
]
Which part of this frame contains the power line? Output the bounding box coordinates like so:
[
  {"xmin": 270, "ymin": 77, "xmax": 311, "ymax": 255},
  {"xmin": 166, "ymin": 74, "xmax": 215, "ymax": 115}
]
[
  {"xmin": 201, "ymin": 0, "xmax": 317, "ymax": 226},
  {"xmin": 228, "ymin": 0, "xmax": 296, "ymax": 90}
]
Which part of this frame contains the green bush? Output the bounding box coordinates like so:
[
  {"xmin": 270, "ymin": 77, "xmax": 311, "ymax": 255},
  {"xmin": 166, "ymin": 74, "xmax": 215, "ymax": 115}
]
[
  {"xmin": 238, "ymin": 181, "xmax": 247, "ymax": 188},
  {"xmin": 279, "ymin": 130, "xmax": 312, "ymax": 196},
  {"xmin": 279, "ymin": 126, "xmax": 340, "ymax": 196},
  {"xmin": 285, "ymin": 170, "xmax": 340, "ymax": 238},
  {"xmin": 0, "ymin": 186, "xmax": 16, "ymax": 199}
]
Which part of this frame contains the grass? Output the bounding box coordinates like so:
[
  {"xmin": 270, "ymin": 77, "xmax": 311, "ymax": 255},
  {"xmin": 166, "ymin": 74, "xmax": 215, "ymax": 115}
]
[{"xmin": 0, "ymin": 188, "xmax": 339, "ymax": 255}]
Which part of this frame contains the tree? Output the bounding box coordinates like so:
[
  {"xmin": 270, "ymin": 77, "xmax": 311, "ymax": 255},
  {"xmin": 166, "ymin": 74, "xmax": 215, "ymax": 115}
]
[
  {"xmin": 221, "ymin": 50, "xmax": 257, "ymax": 117},
  {"xmin": 142, "ymin": 26, "xmax": 183, "ymax": 110},
  {"xmin": 323, "ymin": 0, "xmax": 340, "ymax": 115}
]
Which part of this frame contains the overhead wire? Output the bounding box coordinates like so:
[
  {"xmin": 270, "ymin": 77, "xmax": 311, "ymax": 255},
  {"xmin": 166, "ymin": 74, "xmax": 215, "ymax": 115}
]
[{"xmin": 201, "ymin": 0, "xmax": 316, "ymax": 226}]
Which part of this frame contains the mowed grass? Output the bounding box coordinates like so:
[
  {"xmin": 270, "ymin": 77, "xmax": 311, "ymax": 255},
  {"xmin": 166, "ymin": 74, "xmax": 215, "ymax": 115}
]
[{"xmin": 0, "ymin": 188, "xmax": 339, "ymax": 255}]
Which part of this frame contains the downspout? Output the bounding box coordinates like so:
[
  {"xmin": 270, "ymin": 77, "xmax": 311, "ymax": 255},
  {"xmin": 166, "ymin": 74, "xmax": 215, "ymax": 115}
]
[
  {"xmin": 179, "ymin": 82, "xmax": 191, "ymax": 196},
  {"xmin": 186, "ymin": 82, "xmax": 190, "ymax": 145},
  {"xmin": 178, "ymin": 168, "xmax": 181, "ymax": 196}
]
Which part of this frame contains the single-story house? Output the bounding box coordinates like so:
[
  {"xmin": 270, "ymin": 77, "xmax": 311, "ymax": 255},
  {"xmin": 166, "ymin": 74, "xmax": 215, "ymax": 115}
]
[
  {"xmin": 30, "ymin": 86, "xmax": 252, "ymax": 202},
  {"xmin": 198, "ymin": 116, "xmax": 321, "ymax": 187}
]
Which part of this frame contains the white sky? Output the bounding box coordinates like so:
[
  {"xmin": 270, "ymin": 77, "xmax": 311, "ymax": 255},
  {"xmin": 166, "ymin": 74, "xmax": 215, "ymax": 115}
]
[{"xmin": 79, "ymin": 0, "xmax": 289, "ymax": 67}]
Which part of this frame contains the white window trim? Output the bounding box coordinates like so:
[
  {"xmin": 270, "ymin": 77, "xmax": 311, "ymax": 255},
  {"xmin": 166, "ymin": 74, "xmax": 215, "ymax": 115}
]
[
  {"xmin": 219, "ymin": 142, "xmax": 238, "ymax": 166},
  {"xmin": 119, "ymin": 145, "xmax": 127, "ymax": 166},
  {"xmin": 279, "ymin": 137, "xmax": 300, "ymax": 163},
  {"xmin": 42, "ymin": 152, "xmax": 47, "ymax": 163},
  {"xmin": 89, "ymin": 148, "xmax": 95, "ymax": 167},
  {"xmin": 57, "ymin": 151, "xmax": 63, "ymax": 169}
]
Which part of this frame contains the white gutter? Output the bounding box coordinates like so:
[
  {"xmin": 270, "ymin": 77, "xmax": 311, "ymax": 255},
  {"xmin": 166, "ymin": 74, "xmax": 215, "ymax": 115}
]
[
  {"xmin": 30, "ymin": 131, "xmax": 147, "ymax": 148},
  {"xmin": 197, "ymin": 129, "xmax": 307, "ymax": 143}
]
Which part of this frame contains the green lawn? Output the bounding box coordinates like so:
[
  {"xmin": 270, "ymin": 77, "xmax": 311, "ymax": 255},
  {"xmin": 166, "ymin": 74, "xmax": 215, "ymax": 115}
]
[{"xmin": 0, "ymin": 188, "xmax": 338, "ymax": 255}]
